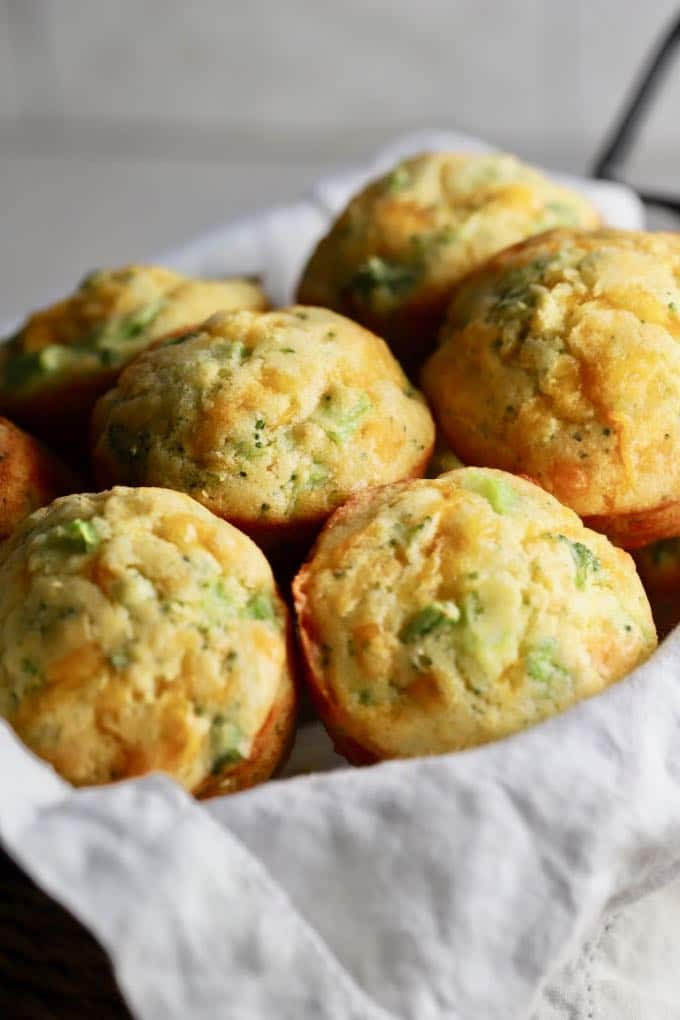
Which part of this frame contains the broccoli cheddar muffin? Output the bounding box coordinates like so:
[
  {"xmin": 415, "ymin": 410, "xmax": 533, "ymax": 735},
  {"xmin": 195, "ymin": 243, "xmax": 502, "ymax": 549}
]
[
  {"xmin": 293, "ymin": 468, "xmax": 656, "ymax": 763},
  {"xmin": 423, "ymin": 229, "xmax": 680, "ymax": 549},
  {"xmin": 0, "ymin": 487, "xmax": 296, "ymax": 796},
  {"xmin": 297, "ymin": 151, "xmax": 599, "ymax": 368},
  {"xmin": 633, "ymin": 538, "xmax": 680, "ymax": 638},
  {"xmin": 0, "ymin": 416, "xmax": 78, "ymax": 541},
  {"xmin": 92, "ymin": 307, "xmax": 435, "ymax": 547},
  {"xmin": 0, "ymin": 266, "xmax": 267, "ymax": 438}
]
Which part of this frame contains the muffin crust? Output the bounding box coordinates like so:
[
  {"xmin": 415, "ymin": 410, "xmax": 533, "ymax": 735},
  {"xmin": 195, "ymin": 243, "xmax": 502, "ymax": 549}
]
[
  {"xmin": 0, "ymin": 487, "xmax": 296, "ymax": 794},
  {"xmin": 423, "ymin": 229, "xmax": 680, "ymax": 546},
  {"xmin": 298, "ymin": 152, "xmax": 599, "ymax": 367},
  {"xmin": 294, "ymin": 468, "xmax": 656, "ymax": 762},
  {"xmin": 92, "ymin": 306, "xmax": 435, "ymax": 545}
]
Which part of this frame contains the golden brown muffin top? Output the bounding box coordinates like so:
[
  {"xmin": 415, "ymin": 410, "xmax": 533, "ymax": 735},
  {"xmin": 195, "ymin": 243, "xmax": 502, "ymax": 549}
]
[
  {"xmin": 294, "ymin": 468, "xmax": 656, "ymax": 759},
  {"xmin": 423, "ymin": 229, "xmax": 680, "ymax": 519},
  {"xmin": 297, "ymin": 152, "xmax": 599, "ymax": 361},
  {"xmin": 0, "ymin": 265, "xmax": 267, "ymax": 408},
  {"xmin": 91, "ymin": 306, "xmax": 435, "ymax": 533},
  {"xmin": 0, "ymin": 487, "xmax": 292, "ymax": 791}
]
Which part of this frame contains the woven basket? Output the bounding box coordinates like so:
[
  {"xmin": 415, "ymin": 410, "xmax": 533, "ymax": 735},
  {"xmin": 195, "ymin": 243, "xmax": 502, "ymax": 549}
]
[{"xmin": 0, "ymin": 849, "xmax": 131, "ymax": 1019}]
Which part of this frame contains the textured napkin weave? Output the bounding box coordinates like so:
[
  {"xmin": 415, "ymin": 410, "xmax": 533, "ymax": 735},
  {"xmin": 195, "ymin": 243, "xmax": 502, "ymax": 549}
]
[{"xmin": 1, "ymin": 132, "xmax": 677, "ymax": 1020}]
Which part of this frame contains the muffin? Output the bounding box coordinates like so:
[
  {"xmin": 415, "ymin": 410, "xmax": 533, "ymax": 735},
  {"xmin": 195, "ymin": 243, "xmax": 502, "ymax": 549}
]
[
  {"xmin": 297, "ymin": 151, "xmax": 599, "ymax": 368},
  {"xmin": 0, "ymin": 416, "xmax": 78, "ymax": 541},
  {"xmin": 422, "ymin": 229, "xmax": 680, "ymax": 549},
  {"xmin": 293, "ymin": 468, "xmax": 656, "ymax": 763},
  {"xmin": 633, "ymin": 538, "xmax": 680, "ymax": 638},
  {"xmin": 0, "ymin": 266, "xmax": 267, "ymax": 440},
  {"xmin": 0, "ymin": 486, "xmax": 296, "ymax": 796},
  {"xmin": 91, "ymin": 306, "xmax": 435, "ymax": 548}
]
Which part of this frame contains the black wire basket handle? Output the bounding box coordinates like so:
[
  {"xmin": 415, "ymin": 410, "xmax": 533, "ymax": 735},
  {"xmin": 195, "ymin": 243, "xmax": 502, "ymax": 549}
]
[{"xmin": 592, "ymin": 12, "xmax": 680, "ymax": 214}]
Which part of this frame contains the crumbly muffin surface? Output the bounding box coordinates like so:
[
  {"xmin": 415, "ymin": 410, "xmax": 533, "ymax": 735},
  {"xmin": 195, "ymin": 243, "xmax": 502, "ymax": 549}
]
[{"xmin": 294, "ymin": 468, "xmax": 656, "ymax": 759}]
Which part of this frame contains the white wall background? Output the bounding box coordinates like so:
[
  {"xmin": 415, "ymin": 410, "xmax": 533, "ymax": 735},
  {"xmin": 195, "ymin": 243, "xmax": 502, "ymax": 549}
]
[{"xmin": 1, "ymin": 0, "xmax": 679, "ymax": 322}]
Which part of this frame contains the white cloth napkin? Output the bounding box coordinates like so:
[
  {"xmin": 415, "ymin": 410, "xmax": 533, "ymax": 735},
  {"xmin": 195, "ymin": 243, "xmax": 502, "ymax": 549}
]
[{"xmin": 1, "ymin": 131, "xmax": 678, "ymax": 1020}]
